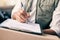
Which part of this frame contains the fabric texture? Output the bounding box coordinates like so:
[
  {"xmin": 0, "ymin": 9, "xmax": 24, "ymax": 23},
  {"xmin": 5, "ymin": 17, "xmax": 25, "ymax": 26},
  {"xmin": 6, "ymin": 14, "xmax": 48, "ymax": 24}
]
[
  {"xmin": 50, "ymin": 1, "xmax": 60, "ymax": 37},
  {"xmin": 36, "ymin": 0, "xmax": 59, "ymax": 29}
]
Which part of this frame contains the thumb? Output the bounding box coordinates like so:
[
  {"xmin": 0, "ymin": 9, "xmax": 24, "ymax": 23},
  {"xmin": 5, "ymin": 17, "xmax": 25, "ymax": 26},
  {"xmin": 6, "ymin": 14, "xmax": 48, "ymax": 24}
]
[{"xmin": 27, "ymin": 13, "xmax": 30, "ymax": 18}]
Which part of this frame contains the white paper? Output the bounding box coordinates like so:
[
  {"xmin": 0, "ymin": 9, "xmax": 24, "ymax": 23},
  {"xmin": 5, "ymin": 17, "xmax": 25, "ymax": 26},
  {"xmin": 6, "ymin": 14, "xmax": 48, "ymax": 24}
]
[{"xmin": 0, "ymin": 19, "xmax": 41, "ymax": 33}]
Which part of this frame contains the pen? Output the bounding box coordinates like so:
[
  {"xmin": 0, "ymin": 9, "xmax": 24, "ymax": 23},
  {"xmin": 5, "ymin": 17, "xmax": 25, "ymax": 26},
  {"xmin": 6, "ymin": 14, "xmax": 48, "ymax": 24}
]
[{"xmin": 21, "ymin": 2, "xmax": 29, "ymax": 24}]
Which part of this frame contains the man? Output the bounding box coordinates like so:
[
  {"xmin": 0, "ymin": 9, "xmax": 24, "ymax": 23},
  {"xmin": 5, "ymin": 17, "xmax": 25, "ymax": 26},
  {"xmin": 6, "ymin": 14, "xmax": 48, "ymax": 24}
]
[{"xmin": 11, "ymin": 0, "xmax": 59, "ymax": 36}]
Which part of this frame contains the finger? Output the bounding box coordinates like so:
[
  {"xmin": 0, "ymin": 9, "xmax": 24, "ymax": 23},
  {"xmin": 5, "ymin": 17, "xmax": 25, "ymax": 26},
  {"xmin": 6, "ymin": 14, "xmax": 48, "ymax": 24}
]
[
  {"xmin": 16, "ymin": 15, "xmax": 26, "ymax": 23},
  {"xmin": 12, "ymin": 12, "xmax": 19, "ymax": 20},
  {"xmin": 12, "ymin": 10, "xmax": 27, "ymax": 23},
  {"xmin": 20, "ymin": 14, "xmax": 27, "ymax": 21},
  {"xmin": 24, "ymin": 13, "xmax": 30, "ymax": 19},
  {"xmin": 27, "ymin": 13, "xmax": 30, "ymax": 18},
  {"xmin": 18, "ymin": 10, "xmax": 27, "ymax": 21},
  {"xmin": 19, "ymin": 10, "xmax": 27, "ymax": 17}
]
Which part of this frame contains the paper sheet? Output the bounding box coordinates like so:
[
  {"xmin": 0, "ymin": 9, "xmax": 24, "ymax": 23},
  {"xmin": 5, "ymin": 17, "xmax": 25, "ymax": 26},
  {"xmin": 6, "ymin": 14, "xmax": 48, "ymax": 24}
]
[{"xmin": 0, "ymin": 19, "xmax": 41, "ymax": 33}]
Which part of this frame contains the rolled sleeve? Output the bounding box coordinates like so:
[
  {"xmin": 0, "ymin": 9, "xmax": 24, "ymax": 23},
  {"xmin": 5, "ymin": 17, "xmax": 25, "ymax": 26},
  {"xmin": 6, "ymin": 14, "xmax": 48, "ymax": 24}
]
[
  {"xmin": 50, "ymin": 1, "xmax": 60, "ymax": 36},
  {"xmin": 50, "ymin": 26, "xmax": 60, "ymax": 36},
  {"xmin": 11, "ymin": 0, "xmax": 22, "ymax": 18}
]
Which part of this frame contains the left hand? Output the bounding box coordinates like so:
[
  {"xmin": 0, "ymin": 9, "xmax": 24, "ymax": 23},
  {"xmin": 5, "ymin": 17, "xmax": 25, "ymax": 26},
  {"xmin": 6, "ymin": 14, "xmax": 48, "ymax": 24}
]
[{"xmin": 43, "ymin": 29, "xmax": 57, "ymax": 35}]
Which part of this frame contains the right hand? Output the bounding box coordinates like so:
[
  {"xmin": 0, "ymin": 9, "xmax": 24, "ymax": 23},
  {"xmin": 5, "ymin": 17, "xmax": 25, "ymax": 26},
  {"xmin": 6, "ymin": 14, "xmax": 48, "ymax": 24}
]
[{"xmin": 12, "ymin": 9, "xmax": 30, "ymax": 23}]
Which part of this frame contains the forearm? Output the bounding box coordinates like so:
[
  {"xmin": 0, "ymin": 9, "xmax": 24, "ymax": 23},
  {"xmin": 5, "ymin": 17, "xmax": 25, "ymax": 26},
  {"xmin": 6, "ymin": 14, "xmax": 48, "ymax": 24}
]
[
  {"xmin": 11, "ymin": 0, "xmax": 22, "ymax": 18},
  {"xmin": 43, "ymin": 29, "xmax": 57, "ymax": 35}
]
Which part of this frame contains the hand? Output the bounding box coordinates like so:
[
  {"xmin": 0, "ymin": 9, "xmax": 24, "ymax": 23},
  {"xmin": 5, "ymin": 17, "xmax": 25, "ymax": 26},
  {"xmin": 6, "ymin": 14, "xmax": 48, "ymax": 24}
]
[
  {"xmin": 43, "ymin": 29, "xmax": 57, "ymax": 35},
  {"xmin": 12, "ymin": 9, "xmax": 30, "ymax": 23}
]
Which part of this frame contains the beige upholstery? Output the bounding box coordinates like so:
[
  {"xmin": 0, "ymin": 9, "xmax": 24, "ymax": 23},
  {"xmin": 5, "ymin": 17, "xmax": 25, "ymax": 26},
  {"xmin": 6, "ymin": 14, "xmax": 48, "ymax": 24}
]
[{"xmin": 0, "ymin": 0, "xmax": 18, "ymax": 7}]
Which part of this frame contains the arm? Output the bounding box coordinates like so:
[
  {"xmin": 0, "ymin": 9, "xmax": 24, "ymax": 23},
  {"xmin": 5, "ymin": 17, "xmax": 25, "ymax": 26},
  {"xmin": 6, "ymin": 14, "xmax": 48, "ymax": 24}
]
[
  {"xmin": 50, "ymin": 1, "xmax": 60, "ymax": 36},
  {"xmin": 43, "ymin": 29, "xmax": 57, "ymax": 35},
  {"xmin": 11, "ymin": 0, "xmax": 37, "ymax": 23},
  {"xmin": 11, "ymin": 0, "xmax": 22, "ymax": 17},
  {"xmin": 43, "ymin": 1, "xmax": 60, "ymax": 37},
  {"xmin": 11, "ymin": 0, "xmax": 30, "ymax": 23}
]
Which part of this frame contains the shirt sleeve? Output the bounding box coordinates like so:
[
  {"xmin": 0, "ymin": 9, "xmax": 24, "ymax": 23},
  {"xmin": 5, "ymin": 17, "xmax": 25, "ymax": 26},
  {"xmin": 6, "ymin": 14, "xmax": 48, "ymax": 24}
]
[
  {"xmin": 50, "ymin": 1, "xmax": 60, "ymax": 36},
  {"xmin": 28, "ymin": 0, "xmax": 37, "ymax": 23},
  {"xmin": 11, "ymin": 0, "xmax": 37, "ymax": 23},
  {"xmin": 11, "ymin": 0, "xmax": 22, "ymax": 18}
]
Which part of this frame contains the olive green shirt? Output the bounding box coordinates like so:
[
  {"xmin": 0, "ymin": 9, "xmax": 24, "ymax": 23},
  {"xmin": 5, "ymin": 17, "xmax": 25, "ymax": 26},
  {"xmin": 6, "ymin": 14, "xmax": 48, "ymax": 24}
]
[{"xmin": 36, "ymin": 0, "xmax": 59, "ymax": 29}]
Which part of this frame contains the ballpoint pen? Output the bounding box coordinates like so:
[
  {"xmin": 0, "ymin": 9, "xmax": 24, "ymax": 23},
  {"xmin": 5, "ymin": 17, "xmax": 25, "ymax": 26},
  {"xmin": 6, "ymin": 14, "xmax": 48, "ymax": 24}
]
[
  {"xmin": 21, "ymin": 2, "xmax": 29, "ymax": 23},
  {"xmin": 21, "ymin": 0, "xmax": 35, "ymax": 23}
]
